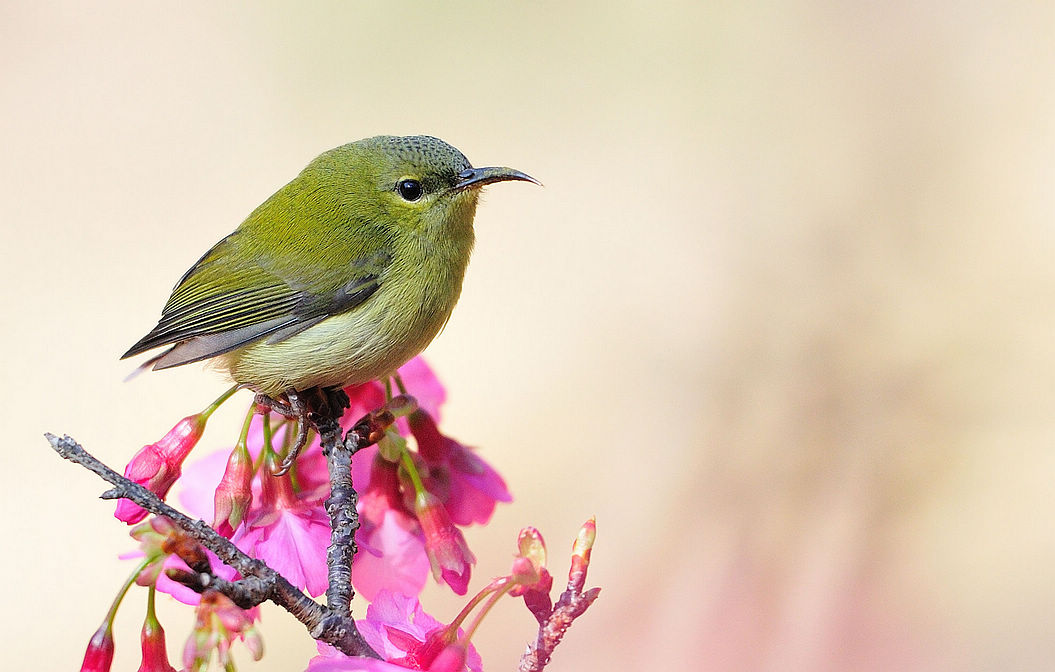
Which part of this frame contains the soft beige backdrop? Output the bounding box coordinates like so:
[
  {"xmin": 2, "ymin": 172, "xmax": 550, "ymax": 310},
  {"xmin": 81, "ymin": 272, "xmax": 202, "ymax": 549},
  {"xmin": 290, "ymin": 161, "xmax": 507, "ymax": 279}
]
[{"xmin": 4, "ymin": 2, "xmax": 1054, "ymax": 671}]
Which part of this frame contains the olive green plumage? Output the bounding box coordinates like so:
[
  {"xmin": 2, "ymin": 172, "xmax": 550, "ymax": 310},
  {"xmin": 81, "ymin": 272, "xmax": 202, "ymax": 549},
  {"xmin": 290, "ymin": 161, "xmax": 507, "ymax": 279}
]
[{"xmin": 123, "ymin": 135, "xmax": 536, "ymax": 395}]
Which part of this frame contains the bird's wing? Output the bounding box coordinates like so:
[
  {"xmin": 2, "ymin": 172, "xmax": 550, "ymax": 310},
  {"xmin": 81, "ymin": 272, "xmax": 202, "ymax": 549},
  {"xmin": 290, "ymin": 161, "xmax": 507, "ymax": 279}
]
[{"xmin": 121, "ymin": 180, "xmax": 394, "ymax": 369}]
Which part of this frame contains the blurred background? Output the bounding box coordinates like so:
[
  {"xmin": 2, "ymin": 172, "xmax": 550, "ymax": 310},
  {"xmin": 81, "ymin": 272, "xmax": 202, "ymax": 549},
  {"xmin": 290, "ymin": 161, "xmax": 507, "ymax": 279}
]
[{"xmin": 4, "ymin": 1, "xmax": 1055, "ymax": 670}]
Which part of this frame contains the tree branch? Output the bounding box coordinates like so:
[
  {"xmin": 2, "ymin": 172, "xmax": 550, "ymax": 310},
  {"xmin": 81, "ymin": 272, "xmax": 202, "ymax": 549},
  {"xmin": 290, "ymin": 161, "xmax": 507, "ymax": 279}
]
[
  {"xmin": 45, "ymin": 432, "xmax": 380, "ymax": 659},
  {"xmin": 517, "ymin": 525, "xmax": 600, "ymax": 672}
]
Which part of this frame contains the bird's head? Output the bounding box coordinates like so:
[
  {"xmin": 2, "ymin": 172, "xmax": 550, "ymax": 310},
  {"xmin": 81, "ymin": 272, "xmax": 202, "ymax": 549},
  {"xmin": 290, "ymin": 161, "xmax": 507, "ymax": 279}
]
[{"xmin": 313, "ymin": 135, "xmax": 538, "ymax": 236}]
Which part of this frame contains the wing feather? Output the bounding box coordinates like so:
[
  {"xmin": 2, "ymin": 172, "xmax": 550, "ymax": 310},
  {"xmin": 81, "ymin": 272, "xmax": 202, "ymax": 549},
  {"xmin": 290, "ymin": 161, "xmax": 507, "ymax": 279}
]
[{"xmin": 122, "ymin": 165, "xmax": 395, "ymax": 367}]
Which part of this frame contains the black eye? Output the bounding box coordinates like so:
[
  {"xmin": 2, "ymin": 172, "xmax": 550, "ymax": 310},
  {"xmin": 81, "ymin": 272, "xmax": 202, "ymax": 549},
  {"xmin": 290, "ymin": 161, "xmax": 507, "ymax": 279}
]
[{"xmin": 397, "ymin": 179, "xmax": 423, "ymax": 201}]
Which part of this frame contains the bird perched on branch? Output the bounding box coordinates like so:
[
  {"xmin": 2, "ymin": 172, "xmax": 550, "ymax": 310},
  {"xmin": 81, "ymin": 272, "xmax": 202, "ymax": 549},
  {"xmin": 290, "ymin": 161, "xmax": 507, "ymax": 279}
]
[{"xmin": 123, "ymin": 135, "xmax": 537, "ymax": 469}]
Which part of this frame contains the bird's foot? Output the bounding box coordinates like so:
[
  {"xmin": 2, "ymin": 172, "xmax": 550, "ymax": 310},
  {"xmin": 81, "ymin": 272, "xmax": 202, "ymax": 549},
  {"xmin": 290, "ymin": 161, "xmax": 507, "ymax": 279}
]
[{"xmin": 255, "ymin": 388, "xmax": 350, "ymax": 475}]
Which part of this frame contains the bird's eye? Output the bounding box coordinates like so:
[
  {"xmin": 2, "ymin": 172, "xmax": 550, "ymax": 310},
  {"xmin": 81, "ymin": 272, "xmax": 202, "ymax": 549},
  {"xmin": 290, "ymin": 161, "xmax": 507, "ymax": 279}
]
[{"xmin": 397, "ymin": 179, "xmax": 423, "ymax": 202}]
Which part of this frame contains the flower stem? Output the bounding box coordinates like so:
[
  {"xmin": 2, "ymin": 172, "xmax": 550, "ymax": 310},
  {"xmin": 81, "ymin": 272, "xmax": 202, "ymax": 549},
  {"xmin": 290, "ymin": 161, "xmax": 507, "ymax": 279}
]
[
  {"xmin": 463, "ymin": 580, "xmax": 517, "ymax": 642},
  {"xmin": 399, "ymin": 443, "xmax": 426, "ymax": 495},
  {"xmin": 145, "ymin": 581, "xmax": 159, "ymax": 623},
  {"xmin": 447, "ymin": 578, "xmax": 510, "ymax": 632},
  {"xmin": 201, "ymin": 384, "xmax": 241, "ymax": 420},
  {"xmin": 260, "ymin": 410, "xmax": 273, "ymax": 458},
  {"xmin": 393, "ymin": 372, "xmax": 408, "ymax": 396},
  {"xmin": 235, "ymin": 403, "xmax": 256, "ymax": 456},
  {"xmin": 107, "ymin": 557, "xmax": 152, "ymax": 624}
]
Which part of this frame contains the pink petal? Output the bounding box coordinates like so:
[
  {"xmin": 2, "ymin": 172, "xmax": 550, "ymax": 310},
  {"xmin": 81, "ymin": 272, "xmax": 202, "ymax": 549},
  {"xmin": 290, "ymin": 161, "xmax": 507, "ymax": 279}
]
[
  {"xmin": 177, "ymin": 448, "xmax": 229, "ymax": 521},
  {"xmin": 238, "ymin": 506, "xmax": 331, "ymax": 597},
  {"xmin": 352, "ymin": 511, "xmax": 429, "ymax": 601},
  {"xmin": 396, "ymin": 357, "xmax": 446, "ymax": 421},
  {"xmin": 155, "ymin": 550, "xmax": 240, "ymax": 606},
  {"xmin": 306, "ymin": 650, "xmax": 411, "ymax": 672},
  {"xmin": 440, "ymin": 446, "xmax": 512, "ymax": 527}
]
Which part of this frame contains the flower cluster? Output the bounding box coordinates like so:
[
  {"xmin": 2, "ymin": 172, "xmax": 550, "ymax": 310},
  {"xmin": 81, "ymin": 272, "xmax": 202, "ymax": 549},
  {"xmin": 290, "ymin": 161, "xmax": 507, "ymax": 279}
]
[{"xmin": 88, "ymin": 357, "xmax": 529, "ymax": 672}]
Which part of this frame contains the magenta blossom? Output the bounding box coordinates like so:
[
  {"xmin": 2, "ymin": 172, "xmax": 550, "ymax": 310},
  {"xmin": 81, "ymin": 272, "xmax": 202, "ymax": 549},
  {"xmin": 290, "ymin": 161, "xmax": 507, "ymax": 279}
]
[
  {"xmin": 340, "ymin": 356, "xmax": 448, "ymax": 437},
  {"xmin": 176, "ymin": 436, "xmax": 334, "ymax": 599},
  {"xmin": 212, "ymin": 443, "xmax": 254, "ymax": 536},
  {"xmin": 414, "ymin": 491, "xmax": 475, "ymax": 595},
  {"xmin": 184, "ymin": 592, "xmax": 263, "ymax": 671},
  {"xmin": 232, "ymin": 454, "xmax": 332, "ymax": 597},
  {"xmin": 408, "ymin": 411, "xmax": 511, "ymax": 527},
  {"xmin": 352, "ymin": 453, "xmax": 430, "ymax": 599},
  {"xmin": 353, "ymin": 505, "xmax": 430, "ymax": 601},
  {"xmin": 307, "ymin": 591, "xmax": 482, "ymax": 672},
  {"xmin": 115, "ymin": 412, "xmax": 209, "ymax": 524}
]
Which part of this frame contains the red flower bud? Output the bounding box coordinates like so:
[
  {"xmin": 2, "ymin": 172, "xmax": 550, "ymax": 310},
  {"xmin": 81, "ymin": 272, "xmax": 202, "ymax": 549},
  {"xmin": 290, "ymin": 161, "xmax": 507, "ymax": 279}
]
[
  {"xmin": 212, "ymin": 445, "xmax": 254, "ymax": 536},
  {"xmin": 414, "ymin": 491, "xmax": 475, "ymax": 595},
  {"xmin": 80, "ymin": 622, "xmax": 115, "ymax": 672},
  {"xmin": 115, "ymin": 413, "xmax": 208, "ymax": 524},
  {"xmin": 137, "ymin": 609, "xmax": 176, "ymax": 672}
]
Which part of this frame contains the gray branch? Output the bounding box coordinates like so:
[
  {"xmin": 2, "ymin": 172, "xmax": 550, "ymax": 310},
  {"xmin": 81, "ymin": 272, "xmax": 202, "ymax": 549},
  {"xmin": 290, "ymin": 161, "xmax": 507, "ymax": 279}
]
[{"xmin": 45, "ymin": 432, "xmax": 379, "ymax": 659}]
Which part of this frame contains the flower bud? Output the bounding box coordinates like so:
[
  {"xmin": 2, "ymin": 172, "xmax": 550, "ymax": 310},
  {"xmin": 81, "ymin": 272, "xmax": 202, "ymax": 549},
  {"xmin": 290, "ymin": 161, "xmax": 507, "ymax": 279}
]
[
  {"xmin": 570, "ymin": 517, "xmax": 597, "ymax": 578},
  {"xmin": 385, "ymin": 393, "xmax": 419, "ymax": 418},
  {"xmin": 414, "ymin": 491, "xmax": 475, "ymax": 595},
  {"xmin": 212, "ymin": 445, "xmax": 254, "ymax": 535},
  {"xmin": 115, "ymin": 413, "xmax": 208, "ymax": 524},
  {"xmin": 80, "ymin": 621, "xmax": 115, "ymax": 672},
  {"xmin": 137, "ymin": 607, "xmax": 176, "ymax": 672}
]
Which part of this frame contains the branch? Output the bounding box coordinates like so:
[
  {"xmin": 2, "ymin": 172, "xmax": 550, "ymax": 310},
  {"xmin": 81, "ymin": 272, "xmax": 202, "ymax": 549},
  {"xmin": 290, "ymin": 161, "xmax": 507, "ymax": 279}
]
[
  {"xmin": 324, "ymin": 395, "xmax": 408, "ymax": 616},
  {"xmin": 517, "ymin": 522, "xmax": 600, "ymax": 672},
  {"xmin": 45, "ymin": 432, "xmax": 380, "ymax": 659}
]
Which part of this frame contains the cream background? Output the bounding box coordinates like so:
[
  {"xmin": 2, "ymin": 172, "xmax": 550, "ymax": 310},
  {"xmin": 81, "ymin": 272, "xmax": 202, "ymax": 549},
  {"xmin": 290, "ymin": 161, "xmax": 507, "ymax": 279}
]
[{"xmin": 4, "ymin": 2, "xmax": 1055, "ymax": 670}]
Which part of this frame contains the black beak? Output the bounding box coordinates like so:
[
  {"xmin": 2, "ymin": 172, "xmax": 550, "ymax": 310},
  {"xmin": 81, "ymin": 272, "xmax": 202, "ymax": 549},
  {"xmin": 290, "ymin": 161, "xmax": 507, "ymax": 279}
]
[{"xmin": 454, "ymin": 166, "xmax": 541, "ymax": 190}]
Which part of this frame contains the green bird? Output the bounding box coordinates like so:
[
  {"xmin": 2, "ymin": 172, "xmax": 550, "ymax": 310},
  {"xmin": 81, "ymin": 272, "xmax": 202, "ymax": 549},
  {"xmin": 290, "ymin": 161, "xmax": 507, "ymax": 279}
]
[{"xmin": 123, "ymin": 134, "xmax": 536, "ymax": 412}]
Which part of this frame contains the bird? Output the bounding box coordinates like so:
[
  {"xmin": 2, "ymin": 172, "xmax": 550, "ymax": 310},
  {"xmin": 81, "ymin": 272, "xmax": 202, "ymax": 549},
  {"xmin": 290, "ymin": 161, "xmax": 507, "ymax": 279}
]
[{"xmin": 123, "ymin": 135, "xmax": 537, "ymax": 465}]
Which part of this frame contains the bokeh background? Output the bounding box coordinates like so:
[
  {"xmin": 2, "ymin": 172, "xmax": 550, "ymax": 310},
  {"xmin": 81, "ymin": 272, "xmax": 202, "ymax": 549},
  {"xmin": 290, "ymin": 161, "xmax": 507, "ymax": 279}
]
[{"xmin": 4, "ymin": 2, "xmax": 1055, "ymax": 670}]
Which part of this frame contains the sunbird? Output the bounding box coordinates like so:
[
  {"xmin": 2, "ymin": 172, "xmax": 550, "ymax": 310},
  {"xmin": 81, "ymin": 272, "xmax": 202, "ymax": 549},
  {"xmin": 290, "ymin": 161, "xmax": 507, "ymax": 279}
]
[{"xmin": 123, "ymin": 134, "xmax": 536, "ymax": 423}]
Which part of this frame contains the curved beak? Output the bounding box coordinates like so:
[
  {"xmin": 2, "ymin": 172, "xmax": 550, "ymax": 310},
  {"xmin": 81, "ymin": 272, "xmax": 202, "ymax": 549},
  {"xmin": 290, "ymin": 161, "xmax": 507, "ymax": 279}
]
[{"xmin": 454, "ymin": 166, "xmax": 541, "ymax": 191}]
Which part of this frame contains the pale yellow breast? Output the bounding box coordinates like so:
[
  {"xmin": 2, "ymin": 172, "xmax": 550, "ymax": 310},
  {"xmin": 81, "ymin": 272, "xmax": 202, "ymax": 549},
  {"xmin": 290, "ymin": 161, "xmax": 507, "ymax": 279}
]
[{"xmin": 219, "ymin": 232, "xmax": 471, "ymax": 395}]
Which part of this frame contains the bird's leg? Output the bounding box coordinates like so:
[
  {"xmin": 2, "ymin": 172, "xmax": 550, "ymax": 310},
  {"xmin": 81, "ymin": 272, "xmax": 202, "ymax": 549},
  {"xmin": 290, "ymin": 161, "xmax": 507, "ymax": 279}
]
[
  {"xmin": 260, "ymin": 387, "xmax": 351, "ymax": 475},
  {"xmin": 253, "ymin": 392, "xmax": 294, "ymax": 418},
  {"xmin": 252, "ymin": 389, "xmax": 310, "ymax": 476},
  {"xmin": 273, "ymin": 388, "xmax": 310, "ymax": 476}
]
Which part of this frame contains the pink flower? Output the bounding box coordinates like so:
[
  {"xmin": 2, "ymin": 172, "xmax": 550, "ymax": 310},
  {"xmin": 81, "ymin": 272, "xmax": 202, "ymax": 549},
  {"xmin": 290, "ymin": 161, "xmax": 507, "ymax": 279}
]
[
  {"xmin": 154, "ymin": 548, "xmax": 243, "ymax": 606},
  {"xmin": 175, "ymin": 429, "xmax": 331, "ymax": 598},
  {"xmin": 80, "ymin": 621, "xmax": 115, "ymax": 672},
  {"xmin": 427, "ymin": 644, "xmax": 469, "ymax": 672},
  {"xmin": 183, "ymin": 592, "xmax": 262, "ymax": 671},
  {"xmin": 414, "ymin": 492, "xmax": 475, "ymax": 595},
  {"xmin": 350, "ymin": 452, "xmax": 429, "ymax": 599},
  {"xmin": 306, "ymin": 591, "xmax": 481, "ymax": 671},
  {"xmin": 233, "ymin": 457, "xmax": 332, "ymax": 597},
  {"xmin": 137, "ymin": 593, "xmax": 176, "ymax": 672},
  {"xmin": 340, "ymin": 357, "xmax": 448, "ymax": 438},
  {"xmin": 352, "ymin": 507, "xmax": 430, "ymax": 601},
  {"xmin": 306, "ymin": 656, "xmax": 412, "ymax": 672},
  {"xmin": 212, "ymin": 444, "xmax": 254, "ymax": 536},
  {"xmin": 176, "ymin": 447, "xmax": 229, "ymax": 523},
  {"xmin": 409, "ymin": 411, "xmax": 511, "ymax": 527},
  {"xmin": 509, "ymin": 527, "xmax": 554, "ymax": 622},
  {"xmin": 115, "ymin": 413, "xmax": 208, "ymax": 524}
]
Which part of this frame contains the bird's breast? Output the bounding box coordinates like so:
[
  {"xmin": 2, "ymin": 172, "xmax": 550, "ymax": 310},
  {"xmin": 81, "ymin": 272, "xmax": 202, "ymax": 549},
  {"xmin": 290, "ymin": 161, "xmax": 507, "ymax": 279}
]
[{"xmin": 221, "ymin": 232, "xmax": 472, "ymax": 395}]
